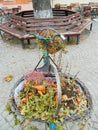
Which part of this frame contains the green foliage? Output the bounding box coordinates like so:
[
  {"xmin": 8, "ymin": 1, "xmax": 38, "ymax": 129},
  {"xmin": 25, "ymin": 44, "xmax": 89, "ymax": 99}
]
[
  {"xmin": 5, "ymin": 102, "xmax": 21, "ymax": 126},
  {"xmin": 19, "ymin": 88, "xmax": 56, "ymax": 122},
  {"xmin": 5, "ymin": 102, "xmax": 12, "ymax": 113},
  {"xmin": 27, "ymin": 126, "xmax": 39, "ymax": 130}
]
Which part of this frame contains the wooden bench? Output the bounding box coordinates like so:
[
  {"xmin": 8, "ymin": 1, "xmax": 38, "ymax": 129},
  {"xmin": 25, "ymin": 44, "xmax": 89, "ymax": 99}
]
[
  {"xmin": 91, "ymin": 4, "xmax": 98, "ymax": 18},
  {"xmin": 0, "ymin": 15, "xmax": 28, "ymax": 48},
  {"xmin": 0, "ymin": 8, "xmax": 6, "ymax": 24},
  {"xmin": 25, "ymin": 12, "xmax": 92, "ymax": 44},
  {"xmin": 16, "ymin": 9, "xmax": 75, "ymax": 18},
  {"xmin": 0, "ymin": 12, "xmax": 92, "ymax": 48}
]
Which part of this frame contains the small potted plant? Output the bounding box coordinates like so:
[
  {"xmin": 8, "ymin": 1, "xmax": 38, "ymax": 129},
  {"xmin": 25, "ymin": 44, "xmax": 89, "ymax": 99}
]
[{"xmin": 83, "ymin": 10, "xmax": 91, "ymax": 18}]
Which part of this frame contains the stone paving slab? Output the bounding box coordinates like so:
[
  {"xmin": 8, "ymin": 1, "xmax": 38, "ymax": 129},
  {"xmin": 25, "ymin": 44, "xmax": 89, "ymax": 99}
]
[{"xmin": 0, "ymin": 20, "xmax": 98, "ymax": 130}]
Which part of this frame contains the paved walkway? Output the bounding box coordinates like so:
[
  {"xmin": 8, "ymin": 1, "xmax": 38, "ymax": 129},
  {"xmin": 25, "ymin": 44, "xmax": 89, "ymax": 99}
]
[{"xmin": 0, "ymin": 15, "xmax": 98, "ymax": 129}]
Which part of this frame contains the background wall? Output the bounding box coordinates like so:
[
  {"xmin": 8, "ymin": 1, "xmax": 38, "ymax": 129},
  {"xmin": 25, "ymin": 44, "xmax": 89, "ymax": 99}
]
[{"xmin": 52, "ymin": 0, "xmax": 98, "ymax": 7}]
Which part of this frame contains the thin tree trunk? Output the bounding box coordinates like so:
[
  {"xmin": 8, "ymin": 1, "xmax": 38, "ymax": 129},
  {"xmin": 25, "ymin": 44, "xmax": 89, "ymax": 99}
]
[{"xmin": 33, "ymin": 0, "xmax": 53, "ymax": 18}]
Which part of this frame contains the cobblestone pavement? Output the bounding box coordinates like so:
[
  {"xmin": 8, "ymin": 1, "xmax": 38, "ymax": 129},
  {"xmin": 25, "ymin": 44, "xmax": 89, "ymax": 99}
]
[{"xmin": 0, "ymin": 19, "xmax": 98, "ymax": 130}]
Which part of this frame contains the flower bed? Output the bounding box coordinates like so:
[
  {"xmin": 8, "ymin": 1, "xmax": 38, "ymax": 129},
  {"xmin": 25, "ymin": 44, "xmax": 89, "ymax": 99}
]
[{"xmin": 7, "ymin": 70, "xmax": 92, "ymax": 129}]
